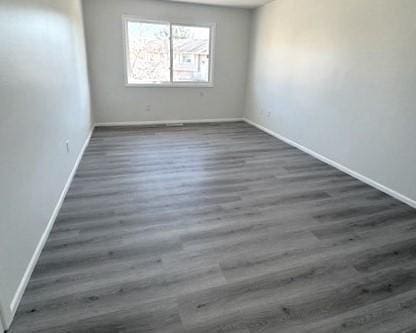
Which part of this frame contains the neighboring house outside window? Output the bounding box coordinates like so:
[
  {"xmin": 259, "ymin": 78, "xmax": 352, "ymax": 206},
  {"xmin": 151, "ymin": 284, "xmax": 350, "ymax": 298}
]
[{"xmin": 174, "ymin": 39, "xmax": 209, "ymax": 82}]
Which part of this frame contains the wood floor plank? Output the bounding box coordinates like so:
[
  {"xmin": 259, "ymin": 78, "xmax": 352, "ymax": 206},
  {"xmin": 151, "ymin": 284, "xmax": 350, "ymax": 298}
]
[{"xmin": 9, "ymin": 122, "xmax": 416, "ymax": 332}]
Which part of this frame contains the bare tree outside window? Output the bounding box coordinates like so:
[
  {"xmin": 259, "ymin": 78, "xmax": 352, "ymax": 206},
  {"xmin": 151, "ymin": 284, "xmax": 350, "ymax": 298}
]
[{"xmin": 127, "ymin": 21, "xmax": 170, "ymax": 84}]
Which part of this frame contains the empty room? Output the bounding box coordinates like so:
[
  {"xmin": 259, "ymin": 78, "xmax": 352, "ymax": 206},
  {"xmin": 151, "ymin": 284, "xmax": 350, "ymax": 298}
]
[{"xmin": 1, "ymin": 0, "xmax": 416, "ymax": 331}]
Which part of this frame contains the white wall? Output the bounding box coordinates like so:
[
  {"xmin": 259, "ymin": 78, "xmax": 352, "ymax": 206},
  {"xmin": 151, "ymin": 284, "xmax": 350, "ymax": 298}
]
[
  {"xmin": 0, "ymin": 0, "xmax": 92, "ymax": 328},
  {"xmin": 245, "ymin": 0, "xmax": 416, "ymax": 204},
  {"xmin": 82, "ymin": 0, "xmax": 252, "ymax": 124}
]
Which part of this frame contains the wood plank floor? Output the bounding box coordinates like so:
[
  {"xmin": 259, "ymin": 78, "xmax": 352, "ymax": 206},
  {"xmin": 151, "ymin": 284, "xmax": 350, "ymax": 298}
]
[{"xmin": 9, "ymin": 121, "xmax": 416, "ymax": 333}]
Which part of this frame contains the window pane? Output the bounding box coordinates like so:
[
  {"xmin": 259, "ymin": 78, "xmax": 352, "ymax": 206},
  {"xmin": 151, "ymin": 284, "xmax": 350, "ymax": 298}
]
[
  {"xmin": 126, "ymin": 21, "xmax": 170, "ymax": 84},
  {"xmin": 172, "ymin": 25, "xmax": 210, "ymax": 82}
]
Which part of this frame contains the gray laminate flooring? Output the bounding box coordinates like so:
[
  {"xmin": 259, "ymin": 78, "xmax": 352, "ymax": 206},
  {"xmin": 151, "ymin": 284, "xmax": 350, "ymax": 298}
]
[{"xmin": 9, "ymin": 122, "xmax": 416, "ymax": 332}]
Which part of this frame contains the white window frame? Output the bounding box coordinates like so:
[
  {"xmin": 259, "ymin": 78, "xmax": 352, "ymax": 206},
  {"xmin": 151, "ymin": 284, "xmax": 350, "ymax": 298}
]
[{"xmin": 122, "ymin": 15, "xmax": 215, "ymax": 88}]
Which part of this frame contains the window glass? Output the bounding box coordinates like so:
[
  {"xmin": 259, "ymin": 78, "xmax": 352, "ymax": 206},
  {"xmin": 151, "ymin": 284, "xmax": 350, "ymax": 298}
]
[
  {"xmin": 126, "ymin": 21, "xmax": 170, "ymax": 84},
  {"xmin": 172, "ymin": 25, "xmax": 211, "ymax": 82}
]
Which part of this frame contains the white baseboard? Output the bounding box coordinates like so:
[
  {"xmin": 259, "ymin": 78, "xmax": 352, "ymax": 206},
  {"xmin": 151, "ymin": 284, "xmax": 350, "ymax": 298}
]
[
  {"xmin": 95, "ymin": 118, "xmax": 243, "ymax": 127},
  {"xmin": 244, "ymin": 118, "xmax": 416, "ymax": 209},
  {"xmin": 7, "ymin": 126, "xmax": 94, "ymax": 327}
]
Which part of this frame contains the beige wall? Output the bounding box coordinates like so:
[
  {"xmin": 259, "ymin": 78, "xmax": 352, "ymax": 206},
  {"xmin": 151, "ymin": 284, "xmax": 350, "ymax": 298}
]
[
  {"xmin": 82, "ymin": 0, "xmax": 252, "ymax": 123},
  {"xmin": 0, "ymin": 0, "xmax": 92, "ymax": 327},
  {"xmin": 245, "ymin": 0, "xmax": 416, "ymax": 204}
]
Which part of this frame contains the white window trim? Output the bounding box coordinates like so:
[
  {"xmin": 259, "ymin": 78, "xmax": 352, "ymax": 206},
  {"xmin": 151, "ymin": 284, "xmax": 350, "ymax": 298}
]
[{"xmin": 122, "ymin": 15, "xmax": 215, "ymax": 88}]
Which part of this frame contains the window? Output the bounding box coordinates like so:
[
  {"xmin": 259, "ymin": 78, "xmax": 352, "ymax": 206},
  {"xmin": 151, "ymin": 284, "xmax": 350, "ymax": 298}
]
[{"xmin": 123, "ymin": 17, "xmax": 214, "ymax": 87}]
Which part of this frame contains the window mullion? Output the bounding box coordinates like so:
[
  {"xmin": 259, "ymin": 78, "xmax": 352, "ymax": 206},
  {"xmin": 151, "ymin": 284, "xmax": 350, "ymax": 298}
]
[{"xmin": 169, "ymin": 24, "xmax": 174, "ymax": 83}]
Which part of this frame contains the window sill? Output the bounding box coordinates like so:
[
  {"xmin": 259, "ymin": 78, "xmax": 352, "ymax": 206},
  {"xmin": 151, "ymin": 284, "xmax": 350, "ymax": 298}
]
[{"xmin": 125, "ymin": 82, "xmax": 214, "ymax": 88}]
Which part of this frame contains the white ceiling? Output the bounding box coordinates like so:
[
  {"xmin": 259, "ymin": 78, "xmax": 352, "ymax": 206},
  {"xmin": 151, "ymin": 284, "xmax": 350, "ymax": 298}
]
[{"xmin": 163, "ymin": 0, "xmax": 271, "ymax": 9}]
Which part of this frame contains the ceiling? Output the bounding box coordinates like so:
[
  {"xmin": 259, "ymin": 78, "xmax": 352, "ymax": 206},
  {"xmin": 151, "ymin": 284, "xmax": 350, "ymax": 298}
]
[{"xmin": 163, "ymin": 0, "xmax": 272, "ymax": 9}]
